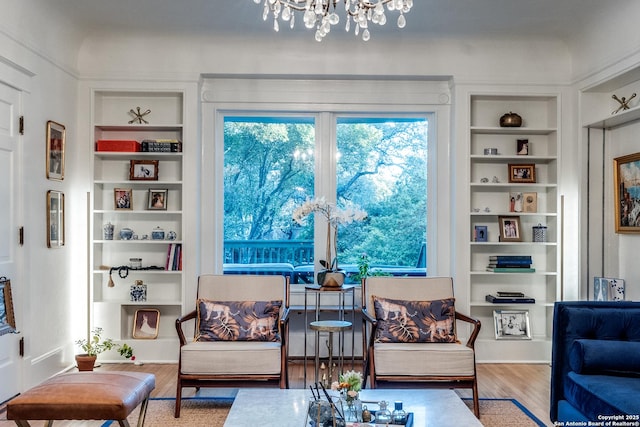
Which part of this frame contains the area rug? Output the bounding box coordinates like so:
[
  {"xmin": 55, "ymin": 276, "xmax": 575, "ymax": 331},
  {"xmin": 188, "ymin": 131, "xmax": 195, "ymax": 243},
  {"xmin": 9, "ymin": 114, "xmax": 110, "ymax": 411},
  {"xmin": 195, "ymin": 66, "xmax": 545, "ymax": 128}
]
[
  {"xmin": 101, "ymin": 396, "xmax": 546, "ymax": 427},
  {"xmin": 463, "ymin": 398, "xmax": 548, "ymax": 427}
]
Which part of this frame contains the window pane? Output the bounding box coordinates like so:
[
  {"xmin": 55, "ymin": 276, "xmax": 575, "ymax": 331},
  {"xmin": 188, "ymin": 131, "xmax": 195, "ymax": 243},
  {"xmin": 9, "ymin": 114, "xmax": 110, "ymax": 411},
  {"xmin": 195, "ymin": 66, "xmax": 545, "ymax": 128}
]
[
  {"xmin": 336, "ymin": 117, "xmax": 428, "ymax": 278},
  {"xmin": 223, "ymin": 116, "xmax": 315, "ymax": 281}
]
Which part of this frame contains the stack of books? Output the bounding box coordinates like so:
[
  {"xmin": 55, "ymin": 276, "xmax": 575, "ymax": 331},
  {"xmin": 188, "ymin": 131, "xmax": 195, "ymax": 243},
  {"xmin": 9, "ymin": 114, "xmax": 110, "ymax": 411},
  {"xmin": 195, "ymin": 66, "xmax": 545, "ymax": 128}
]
[
  {"xmin": 485, "ymin": 291, "xmax": 535, "ymax": 304},
  {"xmin": 486, "ymin": 255, "xmax": 535, "ymax": 273},
  {"xmin": 141, "ymin": 139, "xmax": 183, "ymax": 152}
]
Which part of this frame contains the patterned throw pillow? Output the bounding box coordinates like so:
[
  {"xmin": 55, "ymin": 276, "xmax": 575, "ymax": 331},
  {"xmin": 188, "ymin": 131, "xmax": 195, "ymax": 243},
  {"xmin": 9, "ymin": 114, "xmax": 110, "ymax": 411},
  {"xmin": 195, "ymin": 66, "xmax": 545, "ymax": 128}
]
[
  {"xmin": 195, "ymin": 299, "xmax": 282, "ymax": 342},
  {"xmin": 372, "ymin": 296, "xmax": 457, "ymax": 343}
]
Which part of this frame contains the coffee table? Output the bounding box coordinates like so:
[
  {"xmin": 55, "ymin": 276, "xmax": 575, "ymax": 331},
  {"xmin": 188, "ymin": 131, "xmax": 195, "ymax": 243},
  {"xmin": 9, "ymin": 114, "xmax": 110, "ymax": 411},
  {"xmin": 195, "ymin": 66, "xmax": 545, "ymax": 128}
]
[{"xmin": 223, "ymin": 388, "xmax": 482, "ymax": 426}]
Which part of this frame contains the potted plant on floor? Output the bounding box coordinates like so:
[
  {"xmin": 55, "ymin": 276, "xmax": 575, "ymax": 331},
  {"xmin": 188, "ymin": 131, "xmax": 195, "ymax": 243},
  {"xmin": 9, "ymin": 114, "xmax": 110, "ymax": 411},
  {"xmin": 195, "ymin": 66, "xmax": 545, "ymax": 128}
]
[{"xmin": 75, "ymin": 327, "xmax": 135, "ymax": 371}]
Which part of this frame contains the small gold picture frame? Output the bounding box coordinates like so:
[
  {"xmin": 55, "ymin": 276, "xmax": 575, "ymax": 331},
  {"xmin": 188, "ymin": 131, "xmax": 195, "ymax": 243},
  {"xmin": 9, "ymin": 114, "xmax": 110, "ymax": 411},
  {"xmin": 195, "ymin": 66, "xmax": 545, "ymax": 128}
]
[
  {"xmin": 114, "ymin": 188, "xmax": 133, "ymax": 210},
  {"xmin": 46, "ymin": 120, "xmax": 65, "ymax": 181},
  {"xmin": 498, "ymin": 216, "xmax": 522, "ymax": 242},
  {"xmin": 508, "ymin": 164, "xmax": 536, "ymax": 183},
  {"xmin": 133, "ymin": 309, "xmax": 160, "ymax": 339}
]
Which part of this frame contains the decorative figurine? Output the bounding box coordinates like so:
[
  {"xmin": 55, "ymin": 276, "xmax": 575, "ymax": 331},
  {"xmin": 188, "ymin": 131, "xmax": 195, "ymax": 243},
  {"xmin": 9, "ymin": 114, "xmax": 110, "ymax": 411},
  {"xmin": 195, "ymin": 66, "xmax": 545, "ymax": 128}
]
[
  {"xmin": 128, "ymin": 106, "xmax": 151, "ymax": 124},
  {"xmin": 612, "ymin": 93, "xmax": 637, "ymax": 114}
]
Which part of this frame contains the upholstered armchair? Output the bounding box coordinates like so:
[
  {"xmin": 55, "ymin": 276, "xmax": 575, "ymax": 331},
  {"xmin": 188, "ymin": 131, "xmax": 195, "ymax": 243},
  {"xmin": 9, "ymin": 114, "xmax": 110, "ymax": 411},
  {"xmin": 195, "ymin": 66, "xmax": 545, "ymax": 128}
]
[
  {"xmin": 361, "ymin": 276, "xmax": 481, "ymax": 417},
  {"xmin": 174, "ymin": 274, "xmax": 290, "ymax": 417}
]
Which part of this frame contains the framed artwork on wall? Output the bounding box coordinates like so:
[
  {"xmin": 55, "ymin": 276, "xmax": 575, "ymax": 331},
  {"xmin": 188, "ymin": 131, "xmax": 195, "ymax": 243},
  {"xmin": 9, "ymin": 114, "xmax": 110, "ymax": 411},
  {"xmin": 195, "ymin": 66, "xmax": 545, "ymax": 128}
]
[
  {"xmin": 493, "ymin": 309, "xmax": 531, "ymax": 340},
  {"xmin": 46, "ymin": 120, "xmax": 65, "ymax": 181},
  {"xmin": 47, "ymin": 190, "xmax": 65, "ymax": 248},
  {"xmin": 0, "ymin": 278, "xmax": 16, "ymax": 336},
  {"xmin": 133, "ymin": 308, "xmax": 160, "ymax": 339},
  {"xmin": 613, "ymin": 152, "xmax": 640, "ymax": 233}
]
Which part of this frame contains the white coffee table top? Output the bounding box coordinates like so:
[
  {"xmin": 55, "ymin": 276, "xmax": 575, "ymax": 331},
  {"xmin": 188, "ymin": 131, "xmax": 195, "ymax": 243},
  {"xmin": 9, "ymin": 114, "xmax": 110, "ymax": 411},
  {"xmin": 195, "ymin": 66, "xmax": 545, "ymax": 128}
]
[{"xmin": 223, "ymin": 388, "xmax": 482, "ymax": 427}]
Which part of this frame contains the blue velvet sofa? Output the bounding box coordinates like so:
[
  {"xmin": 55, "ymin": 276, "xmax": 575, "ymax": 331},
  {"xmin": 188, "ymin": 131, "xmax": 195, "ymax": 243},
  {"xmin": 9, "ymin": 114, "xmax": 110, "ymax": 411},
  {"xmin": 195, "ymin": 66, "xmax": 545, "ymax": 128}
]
[{"xmin": 551, "ymin": 301, "xmax": 640, "ymax": 422}]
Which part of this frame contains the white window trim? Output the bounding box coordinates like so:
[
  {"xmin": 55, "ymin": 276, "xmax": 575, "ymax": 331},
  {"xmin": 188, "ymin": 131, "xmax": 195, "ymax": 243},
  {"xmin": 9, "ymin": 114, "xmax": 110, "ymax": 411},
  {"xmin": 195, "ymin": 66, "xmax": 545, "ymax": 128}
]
[{"xmin": 200, "ymin": 77, "xmax": 452, "ymax": 276}]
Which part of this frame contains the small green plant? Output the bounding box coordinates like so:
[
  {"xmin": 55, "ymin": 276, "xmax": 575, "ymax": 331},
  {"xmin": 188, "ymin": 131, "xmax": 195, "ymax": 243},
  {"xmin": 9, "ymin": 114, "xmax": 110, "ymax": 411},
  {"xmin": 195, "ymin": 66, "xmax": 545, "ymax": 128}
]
[{"xmin": 75, "ymin": 327, "xmax": 135, "ymax": 360}]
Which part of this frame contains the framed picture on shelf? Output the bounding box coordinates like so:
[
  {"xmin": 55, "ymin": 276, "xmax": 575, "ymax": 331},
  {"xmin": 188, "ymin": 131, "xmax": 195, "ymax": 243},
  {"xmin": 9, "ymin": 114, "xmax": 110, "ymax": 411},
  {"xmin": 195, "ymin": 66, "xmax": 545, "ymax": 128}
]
[
  {"xmin": 474, "ymin": 225, "xmax": 488, "ymax": 242},
  {"xmin": 114, "ymin": 188, "xmax": 133, "ymax": 210},
  {"xmin": 46, "ymin": 120, "xmax": 65, "ymax": 181},
  {"xmin": 523, "ymin": 192, "xmax": 538, "ymax": 213},
  {"xmin": 593, "ymin": 277, "xmax": 625, "ymax": 301},
  {"xmin": 498, "ymin": 216, "xmax": 522, "ymax": 242},
  {"xmin": 508, "ymin": 164, "xmax": 536, "ymax": 183},
  {"xmin": 0, "ymin": 278, "xmax": 16, "ymax": 336},
  {"xmin": 516, "ymin": 139, "xmax": 529, "ymax": 155},
  {"xmin": 613, "ymin": 152, "xmax": 640, "ymax": 233},
  {"xmin": 133, "ymin": 309, "xmax": 160, "ymax": 339},
  {"xmin": 147, "ymin": 189, "xmax": 168, "ymax": 210},
  {"xmin": 493, "ymin": 309, "xmax": 531, "ymax": 340},
  {"xmin": 509, "ymin": 192, "xmax": 523, "ymax": 212},
  {"xmin": 47, "ymin": 190, "xmax": 65, "ymax": 248},
  {"xmin": 129, "ymin": 160, "xmax": 159, "ymax": 181}
]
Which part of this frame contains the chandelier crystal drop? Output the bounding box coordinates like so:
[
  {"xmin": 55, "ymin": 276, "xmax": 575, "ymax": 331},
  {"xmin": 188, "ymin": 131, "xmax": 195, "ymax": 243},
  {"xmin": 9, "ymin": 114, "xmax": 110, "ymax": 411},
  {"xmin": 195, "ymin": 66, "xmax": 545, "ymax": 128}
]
[{"xmin": 253, "ymin": 0, "xmax": 413, "ymax": 41}]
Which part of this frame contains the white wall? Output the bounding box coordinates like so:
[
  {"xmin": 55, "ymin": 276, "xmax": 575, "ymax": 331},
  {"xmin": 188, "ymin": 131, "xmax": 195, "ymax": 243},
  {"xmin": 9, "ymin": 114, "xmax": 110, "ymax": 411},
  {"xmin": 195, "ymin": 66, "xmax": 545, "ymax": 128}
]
[{"xmin": 0, "ymin": 22, "xmax": 84, "ymax": 388}]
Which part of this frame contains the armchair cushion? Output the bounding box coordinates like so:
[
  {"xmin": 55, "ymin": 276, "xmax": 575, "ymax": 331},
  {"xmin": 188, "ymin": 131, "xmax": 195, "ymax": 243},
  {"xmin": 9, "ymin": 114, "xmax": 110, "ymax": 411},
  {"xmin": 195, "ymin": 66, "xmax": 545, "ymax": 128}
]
[
  {"xmin": 569, "ymin": 339, "xmax": 640, "ymax": 376},
  {"xmin": 372, "ymin": 296, "xmax": 456, "ymax": 343},
  {"xmin": 195, "ymin": 299, "xmax": 282, "ymax": 342}
]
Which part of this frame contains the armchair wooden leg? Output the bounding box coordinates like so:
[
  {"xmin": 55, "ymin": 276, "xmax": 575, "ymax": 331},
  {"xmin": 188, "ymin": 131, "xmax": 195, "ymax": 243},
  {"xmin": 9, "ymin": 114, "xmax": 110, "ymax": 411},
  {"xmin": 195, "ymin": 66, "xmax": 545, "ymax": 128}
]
[
  {"xmin": 472, "ymin": 381, "xmax": 480, "ymax": 418},
  {"xmin": 174, "ymin": 378, "xmax": 182, "ymax": 418}
]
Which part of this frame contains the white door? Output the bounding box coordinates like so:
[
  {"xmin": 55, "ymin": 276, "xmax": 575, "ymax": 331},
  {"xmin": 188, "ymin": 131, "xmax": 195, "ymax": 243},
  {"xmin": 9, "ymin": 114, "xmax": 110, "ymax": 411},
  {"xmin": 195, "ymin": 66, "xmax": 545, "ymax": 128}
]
[{"xmin": 0, "ymin": 81, "xmax": 22, "ymax": 402}]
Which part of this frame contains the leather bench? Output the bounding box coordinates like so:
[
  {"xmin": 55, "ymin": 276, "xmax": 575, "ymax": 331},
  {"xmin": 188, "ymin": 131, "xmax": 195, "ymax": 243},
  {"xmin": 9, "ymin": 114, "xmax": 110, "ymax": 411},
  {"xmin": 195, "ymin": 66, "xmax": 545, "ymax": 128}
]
[{"xmin": 7, "ymin": 371, "xmax": 155, "ymax": 427}]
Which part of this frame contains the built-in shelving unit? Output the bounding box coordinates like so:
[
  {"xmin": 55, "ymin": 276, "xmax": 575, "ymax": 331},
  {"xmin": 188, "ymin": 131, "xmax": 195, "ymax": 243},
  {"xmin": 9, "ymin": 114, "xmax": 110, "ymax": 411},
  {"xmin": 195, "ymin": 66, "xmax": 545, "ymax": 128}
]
[
  {"xmin": 90, "ymin": 91, "xmax": 185, "ymax": 361},
  {"xmin": 468, "ymin": 94, "xmax": 561, "ymax": 362}
]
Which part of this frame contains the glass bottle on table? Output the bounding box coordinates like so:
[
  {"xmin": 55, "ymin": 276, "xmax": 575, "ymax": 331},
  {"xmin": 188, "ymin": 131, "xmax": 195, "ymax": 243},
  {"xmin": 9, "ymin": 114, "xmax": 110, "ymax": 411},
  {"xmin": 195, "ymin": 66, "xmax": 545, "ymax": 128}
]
[
  {"xmin": 376, "ymin": 400, "xmax": 392, "ymax": 424},
  {"xmin": 392, "ymin": 400, "xmax": 407, "ymax": 424}
]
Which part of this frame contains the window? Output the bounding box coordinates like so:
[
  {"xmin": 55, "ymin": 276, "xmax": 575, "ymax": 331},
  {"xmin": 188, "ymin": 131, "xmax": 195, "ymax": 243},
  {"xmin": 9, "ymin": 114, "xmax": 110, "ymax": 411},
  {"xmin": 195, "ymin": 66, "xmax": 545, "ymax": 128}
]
[
  {"xmin": 202, "ymin": 77, "xmax": 449, "ymax": 281},
  {"xmin": 335, "ymin": 117, "xmax": 427, "ymax": 276},
  {"xmin": 222, "ymin": 114, "xmax": 428, "ymax": 283}
]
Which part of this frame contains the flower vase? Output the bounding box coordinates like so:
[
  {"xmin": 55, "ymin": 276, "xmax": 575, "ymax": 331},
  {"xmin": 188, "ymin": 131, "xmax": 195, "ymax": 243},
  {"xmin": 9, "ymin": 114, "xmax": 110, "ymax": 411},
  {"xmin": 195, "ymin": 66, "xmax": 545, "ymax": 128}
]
[{"xmin": 344, "ymin": 395, "xmax": 361, "ymax": 422}]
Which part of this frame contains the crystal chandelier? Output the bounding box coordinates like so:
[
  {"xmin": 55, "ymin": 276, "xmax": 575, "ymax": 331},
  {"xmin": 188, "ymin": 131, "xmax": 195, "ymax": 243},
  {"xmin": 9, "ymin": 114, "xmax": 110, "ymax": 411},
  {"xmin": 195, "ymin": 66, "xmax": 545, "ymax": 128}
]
[{"xmin": 253, "ymin": 0, "xmax": 413, "ymax": 42}]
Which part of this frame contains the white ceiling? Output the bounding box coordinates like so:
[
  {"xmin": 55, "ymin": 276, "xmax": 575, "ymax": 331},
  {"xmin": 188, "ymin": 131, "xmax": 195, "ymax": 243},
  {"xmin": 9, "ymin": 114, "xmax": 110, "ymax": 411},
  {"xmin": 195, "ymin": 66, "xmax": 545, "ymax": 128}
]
[{"xmin": 56, "ymin": 0, "xmax": 613, "ymax": 43}]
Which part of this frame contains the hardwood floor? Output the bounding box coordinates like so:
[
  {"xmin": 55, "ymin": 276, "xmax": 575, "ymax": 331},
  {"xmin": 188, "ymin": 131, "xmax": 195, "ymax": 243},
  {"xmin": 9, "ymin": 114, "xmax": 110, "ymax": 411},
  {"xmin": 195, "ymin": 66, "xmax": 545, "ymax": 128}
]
[{"xmin": 96, "ymin": 361, "xmax": 552, "ymax": 426}]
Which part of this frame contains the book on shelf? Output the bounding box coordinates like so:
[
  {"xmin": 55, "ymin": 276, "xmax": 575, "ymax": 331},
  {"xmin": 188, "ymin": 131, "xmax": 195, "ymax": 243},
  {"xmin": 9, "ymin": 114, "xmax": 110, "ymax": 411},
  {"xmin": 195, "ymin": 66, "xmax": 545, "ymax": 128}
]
[
  {"xmin": 485, "ymin": 294, "xmax": 536, "ymax": 304},
  {"xmin": 486, "ymin": 267, "xmax": 535, "ymax": 273},
  {"xmin": 141, "ymin": 139, "xmax": 183, "ymax": 153},
  {"xmin": 489, "ymin": 255, "xmax": 532, "ymax": 262},
  {"xmin": 487, "ymin": 263, "xmax": 532, "ymax": 268},
  {"xmin": 165, "ymin": 243, "xmax": 182, "ymax": 271},
  {"xmin": 496, "ymin": 291, "xmax": 525, "ymax": 297}
]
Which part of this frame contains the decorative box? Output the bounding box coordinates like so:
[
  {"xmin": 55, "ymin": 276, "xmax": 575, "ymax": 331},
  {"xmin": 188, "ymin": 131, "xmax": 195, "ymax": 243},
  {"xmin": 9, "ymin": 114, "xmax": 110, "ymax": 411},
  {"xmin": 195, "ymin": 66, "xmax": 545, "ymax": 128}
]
[{"xmin": 96, "ymin": 140, "xmax": 141, "ymax": 152}]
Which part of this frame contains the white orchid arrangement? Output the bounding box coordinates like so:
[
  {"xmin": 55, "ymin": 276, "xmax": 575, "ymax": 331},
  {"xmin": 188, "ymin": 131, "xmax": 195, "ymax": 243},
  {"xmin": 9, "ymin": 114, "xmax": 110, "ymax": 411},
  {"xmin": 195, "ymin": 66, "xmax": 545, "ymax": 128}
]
[{"xmin": 293, "ymin": 197, "xmax": 367, "ymax": 271}]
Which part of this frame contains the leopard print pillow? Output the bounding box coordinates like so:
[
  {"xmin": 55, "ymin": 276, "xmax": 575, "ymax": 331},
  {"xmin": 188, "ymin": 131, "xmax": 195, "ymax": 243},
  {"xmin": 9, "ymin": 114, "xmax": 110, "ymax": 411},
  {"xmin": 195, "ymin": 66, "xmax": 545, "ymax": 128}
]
[
  {"xmin": 195, "ymin": 299, "xmax": 282, "ymax": 342},
  {"xmin": 372, "ymin": 296, "xmax": 456, "ymax": 343}
]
